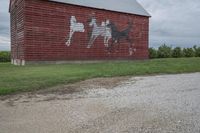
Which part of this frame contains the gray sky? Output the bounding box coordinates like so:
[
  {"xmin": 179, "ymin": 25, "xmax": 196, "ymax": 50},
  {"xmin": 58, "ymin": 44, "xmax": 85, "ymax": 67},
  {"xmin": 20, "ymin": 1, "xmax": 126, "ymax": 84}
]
[
  {"xmin": 140, "ymin": 0, "xmax": 200, "ymax": 48},
  {"xmin": 0, "ymin": 0, "xmax": 10, "ymax": 51},
  {"xmin": 0, "ymin": 0, "xmax": 200, "ymax": 51}
]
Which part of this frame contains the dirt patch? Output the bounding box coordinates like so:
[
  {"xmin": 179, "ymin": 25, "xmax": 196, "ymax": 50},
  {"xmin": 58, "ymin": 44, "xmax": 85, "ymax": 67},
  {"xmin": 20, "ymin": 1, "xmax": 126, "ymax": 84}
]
[
  {"xmin": 39, "ymin": 76, "xmax": 130, "ymax": 94},
  {"xmin": 0, "ymin": 76, "xmax": 130, "ymax": 102}
]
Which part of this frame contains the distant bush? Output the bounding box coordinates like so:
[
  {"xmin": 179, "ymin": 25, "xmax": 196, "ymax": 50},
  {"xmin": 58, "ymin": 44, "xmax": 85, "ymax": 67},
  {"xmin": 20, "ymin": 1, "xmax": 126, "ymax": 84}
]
[
  {"xmin": 149, "ymin": 47, "xmax": 157, "ymax": 59},
  {"xmin": 0, "ymin": 51, "xmax": 11, "ymax": 62},
  {"xmin": 172, "ymin": 47, "xmax": 182, "ymax": 58},
  {"xmin": 157, "ymin": 44, "xmax": 172, "ymax": 58},
  {"xmin": 183, "ymin": 48, "xmax": 195, "ymax": 57},
  {"xmin": 193, "ymin": 45, "xmax": 200, "ymax": 57}
]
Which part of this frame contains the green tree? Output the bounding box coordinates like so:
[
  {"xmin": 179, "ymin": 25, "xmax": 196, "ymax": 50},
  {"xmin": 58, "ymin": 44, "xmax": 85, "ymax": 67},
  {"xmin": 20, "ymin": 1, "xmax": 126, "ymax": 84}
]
[
  {"xmin": 193, "ymin": 45, "xmax": 200, "ymax": 57},
  {"xmin": 157, "ymin": 44, "xmax": 172, "ymax": 58},
  {"xmin": 0, "ymin": 51, "xmax": 11, "ymax": 62},
  {"xmin": 183, "ymin": 48, "xmax": 195, "ymax": 57},
  {"xmin": 149, "ymin": 47, "xmax": 157, "ymax": 59},
  {"xmin": 172, "ymin": 47, "xmax": 182, "ymax": 58}
]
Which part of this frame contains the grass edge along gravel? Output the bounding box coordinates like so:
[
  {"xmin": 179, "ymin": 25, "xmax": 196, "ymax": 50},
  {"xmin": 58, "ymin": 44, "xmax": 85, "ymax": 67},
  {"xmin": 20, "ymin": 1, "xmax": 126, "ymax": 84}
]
[{"xmin": 0, "ymin": 57, "xmax": 200, "ymax": 95}]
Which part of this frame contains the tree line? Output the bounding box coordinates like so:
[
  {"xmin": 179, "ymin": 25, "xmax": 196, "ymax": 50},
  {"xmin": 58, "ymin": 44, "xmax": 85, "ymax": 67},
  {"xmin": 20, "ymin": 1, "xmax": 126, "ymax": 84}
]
[
  {"xmin": 0, "ymin": 51, "xmax": 11, "ymax": 62},
  {"xmin": 149, "ymin": 44, "xmax": 200, "ymax": 59}
]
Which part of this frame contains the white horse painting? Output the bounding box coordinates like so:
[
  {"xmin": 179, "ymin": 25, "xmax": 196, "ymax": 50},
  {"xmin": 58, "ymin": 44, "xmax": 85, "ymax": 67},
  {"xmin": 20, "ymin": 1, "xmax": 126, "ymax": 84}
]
[
  {"xmin": 87, "ymin": 18, "xmax": 111, "ymax": 48},
  {"xmin": 66, "ymin": 16, "xmax": 85, "ymax": 46}
]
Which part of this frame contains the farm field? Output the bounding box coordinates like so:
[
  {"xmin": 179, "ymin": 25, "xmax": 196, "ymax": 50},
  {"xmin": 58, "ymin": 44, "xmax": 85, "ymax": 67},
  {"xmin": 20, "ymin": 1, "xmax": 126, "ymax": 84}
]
[{"xmin": 0, "ymin": 57, "xmax": 200, "ymax": 95}]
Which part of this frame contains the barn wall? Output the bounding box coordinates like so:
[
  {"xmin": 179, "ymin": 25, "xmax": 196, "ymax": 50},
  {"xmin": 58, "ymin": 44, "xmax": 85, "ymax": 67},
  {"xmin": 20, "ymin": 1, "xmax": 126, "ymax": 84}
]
[
  {"xmin": 10, "ymin": 0, "xmax": 25, "ymax": 65},
  {"xmin": 23, "ymin": 0, "xmax": 149, "ymax": 63}
]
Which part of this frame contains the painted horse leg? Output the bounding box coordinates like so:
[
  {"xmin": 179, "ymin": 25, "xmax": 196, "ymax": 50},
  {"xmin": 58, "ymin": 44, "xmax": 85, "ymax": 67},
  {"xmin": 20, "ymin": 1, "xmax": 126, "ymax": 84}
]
[
  {"xmin": 105, "ymin": 38, "xmax": 111, "ymax": 52},
  {"xmin": 87, "ymin": 35, "xmax": 97, "ymax": 48},
  {"xmin": 66, "ymin": 30, "xmax": 74, "ymax": 46},
  {"xmin": 127, "ymin": 37, "xmax": 134, "ymax": 55},
  {"xmin": 108, "ymin": 40, "xmax": 115, "ymax": 53},
  {"xmin": 87, "ymin": 36, "xmax": 94, "ymax": 48},
  {"xmin": 116, "ymin": 39, "xmax": 120, "ymax": 52},
  {"xmin": 104, "ymin": 37, "xmax": 108, "ymax": 47}
]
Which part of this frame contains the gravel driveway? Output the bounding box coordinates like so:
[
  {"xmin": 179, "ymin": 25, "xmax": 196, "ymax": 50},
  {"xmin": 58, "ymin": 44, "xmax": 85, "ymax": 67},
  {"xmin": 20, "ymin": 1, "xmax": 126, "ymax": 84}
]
[{"xmin": 0, "ymin": 73, "xmax": 200, "ymax": 133}]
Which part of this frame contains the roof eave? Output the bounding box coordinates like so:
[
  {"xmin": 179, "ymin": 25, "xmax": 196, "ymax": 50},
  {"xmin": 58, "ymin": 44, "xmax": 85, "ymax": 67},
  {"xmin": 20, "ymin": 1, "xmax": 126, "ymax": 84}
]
[{"xmin": 9, "ymin": 0, "xmax": 11, "ymax": 13}]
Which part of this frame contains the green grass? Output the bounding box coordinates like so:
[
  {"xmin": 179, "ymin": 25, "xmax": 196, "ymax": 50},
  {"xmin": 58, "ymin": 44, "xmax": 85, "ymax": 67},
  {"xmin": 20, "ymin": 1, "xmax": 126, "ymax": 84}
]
[{"xmin": 0, "ymin": 58, "xmax": 200, "ymax": 95}]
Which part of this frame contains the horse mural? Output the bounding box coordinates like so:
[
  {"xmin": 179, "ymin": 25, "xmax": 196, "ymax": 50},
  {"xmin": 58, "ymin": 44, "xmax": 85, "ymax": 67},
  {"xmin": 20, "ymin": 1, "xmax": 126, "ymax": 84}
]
[
  {"xmin": 107, "ymin": 22, "xmax": 135, "ymax": 55},
  {"xmin": 66, "ymin": 16, "xmax": 85, "ymax": 46},
  {"xmin": 87, "ymin": 17, "xmax": 112, "ymax": 48},
  {"xmin": 65, "ymin": 15, "xmax": 135, "ymax": 56}
]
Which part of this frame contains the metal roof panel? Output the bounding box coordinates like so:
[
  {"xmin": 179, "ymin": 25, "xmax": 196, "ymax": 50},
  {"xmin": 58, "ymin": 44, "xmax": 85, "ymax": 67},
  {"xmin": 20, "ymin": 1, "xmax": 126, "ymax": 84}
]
[{"xmin": 49, "ymin": 0, "xmax": 151, "ymax": 17}]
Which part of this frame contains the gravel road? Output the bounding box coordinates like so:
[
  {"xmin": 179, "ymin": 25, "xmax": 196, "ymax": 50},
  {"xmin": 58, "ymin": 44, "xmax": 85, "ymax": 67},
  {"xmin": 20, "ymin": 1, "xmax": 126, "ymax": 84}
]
[{"xmin": 0, "ymin": 73, "xmax": 200, "ymax": 133}]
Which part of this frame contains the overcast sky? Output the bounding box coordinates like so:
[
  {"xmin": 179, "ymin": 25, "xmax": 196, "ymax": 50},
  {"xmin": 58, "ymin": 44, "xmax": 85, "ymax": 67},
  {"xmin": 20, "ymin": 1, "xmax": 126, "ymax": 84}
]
[{"xmin": 0, "ymin": 0, "xmax": 200, "ymax": 51}]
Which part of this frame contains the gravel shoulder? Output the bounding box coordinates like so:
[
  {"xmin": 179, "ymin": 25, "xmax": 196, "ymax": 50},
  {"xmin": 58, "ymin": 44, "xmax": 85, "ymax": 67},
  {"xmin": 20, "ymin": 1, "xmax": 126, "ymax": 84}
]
[{"xmin": 0, "ymin": 73, "xmax": 200, "ymax": 133}]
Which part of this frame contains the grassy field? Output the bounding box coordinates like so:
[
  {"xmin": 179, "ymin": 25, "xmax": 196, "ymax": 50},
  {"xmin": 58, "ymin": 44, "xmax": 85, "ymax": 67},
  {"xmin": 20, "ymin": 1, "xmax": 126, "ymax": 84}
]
[{"xmin": 0, "ymin": 58, "xmax": 200, "ymax": 95}]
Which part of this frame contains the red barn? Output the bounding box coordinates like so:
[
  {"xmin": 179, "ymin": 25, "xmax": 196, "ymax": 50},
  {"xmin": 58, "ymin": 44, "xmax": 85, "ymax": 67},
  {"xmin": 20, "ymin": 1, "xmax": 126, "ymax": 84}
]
[{"xmin": 9, "ymin": 0, "xmax": 150, "ymax": 65}]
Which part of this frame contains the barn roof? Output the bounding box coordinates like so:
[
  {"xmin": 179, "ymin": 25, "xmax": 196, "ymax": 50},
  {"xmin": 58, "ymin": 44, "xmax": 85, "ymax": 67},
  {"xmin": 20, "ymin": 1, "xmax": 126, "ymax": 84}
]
[{"xmin": 49, "ymin": 0, "xmax": 151, "ymax": 17}]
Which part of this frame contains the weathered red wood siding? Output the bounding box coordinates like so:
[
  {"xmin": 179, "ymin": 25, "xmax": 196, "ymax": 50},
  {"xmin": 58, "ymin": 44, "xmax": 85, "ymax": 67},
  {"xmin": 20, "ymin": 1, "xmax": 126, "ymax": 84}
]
[{"xmin": 10, "ymin": 0, "xmax": 149, "ymax": 65}]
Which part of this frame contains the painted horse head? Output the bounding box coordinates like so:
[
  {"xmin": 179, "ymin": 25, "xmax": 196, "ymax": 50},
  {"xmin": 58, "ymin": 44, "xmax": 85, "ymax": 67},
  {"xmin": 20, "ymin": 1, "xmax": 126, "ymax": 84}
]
[
  {"xmin": 88, "ymin": 17, "xmax": 97, "ymax": 27},
  {"xmin": 107, "ymin": 22, "xmax": 118, "ymax": 33},
  {"xmin": 70, "ymin": 16, "xmax": 77, "ymax": 23}
]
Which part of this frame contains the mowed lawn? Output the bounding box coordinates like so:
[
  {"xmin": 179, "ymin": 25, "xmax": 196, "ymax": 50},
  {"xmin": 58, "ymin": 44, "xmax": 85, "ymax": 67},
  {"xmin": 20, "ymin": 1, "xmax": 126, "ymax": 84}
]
[{"xmin": 0, "ymin": 58, "xmax": 200, "ymax": 95}]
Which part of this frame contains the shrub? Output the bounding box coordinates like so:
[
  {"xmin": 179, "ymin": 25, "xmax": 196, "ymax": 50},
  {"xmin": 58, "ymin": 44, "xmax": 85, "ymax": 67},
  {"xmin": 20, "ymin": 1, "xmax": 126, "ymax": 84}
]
[
  {"xmin": 0, "ymin": 51, "xmax": 11, "ymax": 62},
  {"xmin": 172, "ymin": 47, "xmax": 182, "ymax": 58},
  {"xmin": 149, "ymin": 47, "xmax": 157, "ymax": 59},
  {"xmin": 182, "ymin": 48, "xmax": 195, "ymax": 57},
  {"xmin": 195, "ymin": 47, "xmax": 200, "ymax": 57},
  {"xmin": 193, "ymin": 45, "xmax": 200, "ymax": 57},
  {"xmin": 157, "ymin": 44, "xmax": 172, "ymax": 58}
]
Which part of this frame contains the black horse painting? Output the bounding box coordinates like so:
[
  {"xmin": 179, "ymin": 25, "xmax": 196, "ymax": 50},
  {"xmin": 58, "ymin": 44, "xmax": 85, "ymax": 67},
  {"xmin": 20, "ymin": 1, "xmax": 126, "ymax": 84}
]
[{"xmin": 107, "ymin": 22, "xmax": 134, "ymax": 55}]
